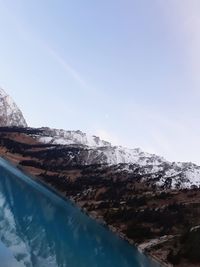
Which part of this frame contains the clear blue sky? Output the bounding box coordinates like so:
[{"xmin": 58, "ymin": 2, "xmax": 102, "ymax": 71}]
[{"xmin": 0, "ymin": 0, "xmax": 200, "ymax": 164}]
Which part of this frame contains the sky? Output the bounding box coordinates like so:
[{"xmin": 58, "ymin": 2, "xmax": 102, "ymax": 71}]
[{"xmin": 0, "ymin": 0, "xmax": 200, "ymax": 164}]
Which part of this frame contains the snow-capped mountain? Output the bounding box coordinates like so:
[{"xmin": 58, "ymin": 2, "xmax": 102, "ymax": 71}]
[
  {"xmin": 37, "ymin": 127, "xmax": 164, "ymax": 164},
  {"xmin": 38, "ymin": 127, "xmax": 111, "ymax": 147},
  {"xmin": 34, "ymin": 128, "xmax": 181, "ymax": 168},
  {"xmin": 0, "ymin": 85, "xmax": 199, "ymax": 191},
  {"xmin": 0, "ymin": 88, "xmax": 27, "ymax": 127},
  {"xmin": 36, "ymin": 127, "xmax": 200, "ymax": 189}
]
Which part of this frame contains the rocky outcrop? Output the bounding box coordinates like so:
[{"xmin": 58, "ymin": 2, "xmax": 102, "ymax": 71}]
[{"xmin": 0, "ymin": 88, "xmax": 27, "ymax": 127}]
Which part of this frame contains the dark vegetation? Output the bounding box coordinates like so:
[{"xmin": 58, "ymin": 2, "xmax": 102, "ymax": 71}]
[
  {"xmin": 1, "ymin": 127, "xmax": 200, "ymax": 266},
  {"xmin": 0, "ymin": 126, "xmax": 43, "ymax": 134}
]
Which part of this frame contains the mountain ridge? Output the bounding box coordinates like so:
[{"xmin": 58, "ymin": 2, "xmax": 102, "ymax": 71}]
[
  {"xmin": 0, "ymin": 83, "xmax": 199, "ymax": 191},
  {"xmin": 31, "ymin": 126, "xmax": 200, "ymax": 189},
  {"xmin": 0, "ymin": 127, "xmax": 200, "ymax": 266},
  {"xmin": 0, "ymin": 88, "xmax": 27, "ymax": 127}
]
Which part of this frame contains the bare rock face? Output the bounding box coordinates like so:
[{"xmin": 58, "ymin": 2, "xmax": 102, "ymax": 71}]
[{"xmin": 0, "ymin": 88, "xmax": 27, "ymax": 127}]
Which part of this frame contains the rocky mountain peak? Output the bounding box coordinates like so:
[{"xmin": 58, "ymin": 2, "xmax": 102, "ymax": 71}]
[{"xmin": 0, "ymin": 87, "xmax": 27, "ymax": 127}]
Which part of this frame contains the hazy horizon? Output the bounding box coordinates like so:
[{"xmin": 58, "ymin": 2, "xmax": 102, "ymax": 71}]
[{"xmin": 0, "ymin": 0, "xmax": 200, "ymax": 164}]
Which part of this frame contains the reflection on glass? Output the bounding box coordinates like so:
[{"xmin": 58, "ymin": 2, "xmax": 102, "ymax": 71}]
[{"xmin": 0, "ymin": 159, "xmax": 159, "ymax": 267}]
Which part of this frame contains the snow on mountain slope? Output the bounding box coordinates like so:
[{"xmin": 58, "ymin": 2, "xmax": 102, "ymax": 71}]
[
  {"xmin": 156, "ymin": 162, "xmax": 200, "ymax": 189},
  {"xmin": 36, "ymin": 128, "xmax": 176, "ymax": 166},
  {"xmin": 38, "ymin": 127, "xmax": 165, "ymax": 165},
  {"xmin": 0, "ymin": 88, "xmax": 27, "ymax": 127},
  {"xmin": 39, "ymin": 127, "xmax": 111, "ymax": 147},
  {"xmin": 0, "ymin": 87, "xmax": 199, "ymax": 190},
  {"xmin": 37, "ymin": 127, "xmax": 200, "ymax": 189}
]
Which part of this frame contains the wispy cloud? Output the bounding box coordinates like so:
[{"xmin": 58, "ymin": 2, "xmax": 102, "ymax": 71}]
[
  {"xmin": 0, "ymin": 1, "xmax": 90, "ymax": 90},
  {"xmin": 41, "ymin": 44, "xmax": 88, "ymax": 88}
]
